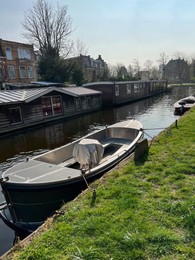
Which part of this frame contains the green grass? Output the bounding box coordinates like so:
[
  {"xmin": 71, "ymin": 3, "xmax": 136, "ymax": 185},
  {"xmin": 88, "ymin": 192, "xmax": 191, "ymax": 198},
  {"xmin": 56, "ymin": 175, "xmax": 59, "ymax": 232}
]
[{"xmin": 6, "ymin": 109, "xmax": 195, "ymax": 260}]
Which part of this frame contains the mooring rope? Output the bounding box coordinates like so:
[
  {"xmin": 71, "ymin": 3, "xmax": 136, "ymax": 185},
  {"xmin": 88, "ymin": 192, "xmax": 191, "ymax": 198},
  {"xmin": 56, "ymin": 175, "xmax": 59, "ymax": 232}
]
[
  {"xmin": 142, "ymin": 126, "xmax": 169, "ymax": 140},
  {"xmin": 143, "ymin": 127, "xmax": 167, "ymax": 130},
  {"xmin": 143, "ymin": 130, "xmax": 154, "ymax": 139}
]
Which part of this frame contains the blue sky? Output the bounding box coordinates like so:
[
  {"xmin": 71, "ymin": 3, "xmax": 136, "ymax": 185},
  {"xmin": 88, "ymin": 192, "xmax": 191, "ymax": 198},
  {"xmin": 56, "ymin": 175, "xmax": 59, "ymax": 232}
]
[{"xmin": 1, "ymin": 0, "xmax": 195, "ymax": 67}]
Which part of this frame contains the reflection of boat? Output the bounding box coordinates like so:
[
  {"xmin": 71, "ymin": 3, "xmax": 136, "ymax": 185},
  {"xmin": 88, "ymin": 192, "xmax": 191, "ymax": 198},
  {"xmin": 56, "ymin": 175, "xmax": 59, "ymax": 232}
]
[
  {"xmin": 174, "ymin": 95, "xmax": 195, "ymax": 115},
  {"xmin": 0, "ymin": 119, "xmax": 143, "ymax": 232}
]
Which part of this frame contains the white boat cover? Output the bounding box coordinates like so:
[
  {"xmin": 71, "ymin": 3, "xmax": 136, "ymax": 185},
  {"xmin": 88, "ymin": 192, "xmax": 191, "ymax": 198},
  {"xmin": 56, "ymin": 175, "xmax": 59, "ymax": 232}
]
[{"xmin": 73, "ymin": 138, "xmax": 104, "ymax": 170}]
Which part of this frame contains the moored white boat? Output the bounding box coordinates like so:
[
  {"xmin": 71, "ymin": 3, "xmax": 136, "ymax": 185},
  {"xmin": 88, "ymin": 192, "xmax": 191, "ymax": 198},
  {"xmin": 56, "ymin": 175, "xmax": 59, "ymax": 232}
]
[
  {"xmin": 174, "ymin": 95, "xmax": 195, "ymax": 115},
  {"xmin": 0, "ymin": 119, "xmax": 143, "ymax": 232}
]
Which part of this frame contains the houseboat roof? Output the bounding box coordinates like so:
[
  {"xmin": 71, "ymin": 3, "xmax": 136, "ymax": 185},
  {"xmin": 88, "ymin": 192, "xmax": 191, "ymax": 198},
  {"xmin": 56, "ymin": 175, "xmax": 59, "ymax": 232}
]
[
  {"xmin": 31, "ymin": 81, "xmax": 64, "ymax": 87},
  {"xmin": 0, "ymin": 87, "xmax": 101, "ymax": 105},
  {"xmin": 83, "ymin": 81, "xmax": 114, "ymax": 87},
  {"xmin": 62, "ymin": 87, "xmax": 101, "ymax": 96},
  {"xmin": 83, "ymin": 80, "xmax": 167, "ymax": 87}
]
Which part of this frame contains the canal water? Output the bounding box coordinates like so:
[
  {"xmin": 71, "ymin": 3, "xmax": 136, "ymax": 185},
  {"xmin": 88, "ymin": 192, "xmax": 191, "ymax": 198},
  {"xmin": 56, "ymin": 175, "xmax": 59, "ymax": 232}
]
[{"xmin": 0, "ymin": 85, "xmax": 194, "ymax": 256}]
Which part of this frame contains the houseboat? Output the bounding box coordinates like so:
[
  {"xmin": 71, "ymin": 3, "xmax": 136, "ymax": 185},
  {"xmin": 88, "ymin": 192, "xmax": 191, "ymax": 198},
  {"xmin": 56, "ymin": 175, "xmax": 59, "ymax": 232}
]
[
  {"xmin": 83, "ymin": 80, "xmax": 167, "ymax": 107},
  {"xmin": 0, "ymin": 86, "xmax": 102, "ymax": 135}
]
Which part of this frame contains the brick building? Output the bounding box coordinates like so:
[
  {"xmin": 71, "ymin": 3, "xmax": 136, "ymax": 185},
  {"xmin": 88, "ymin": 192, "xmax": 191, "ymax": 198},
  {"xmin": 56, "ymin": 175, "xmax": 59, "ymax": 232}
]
[
  {"xmin": 0, "ymin": 39, "xmax": 37, "ymax": 86},
  {"xmin": 66, "ymin": 54, "xmax": 108, "ymax": 83},
  {"xmin": 164, "ymin": 59, "xmax": 190, "ymax": 84}
]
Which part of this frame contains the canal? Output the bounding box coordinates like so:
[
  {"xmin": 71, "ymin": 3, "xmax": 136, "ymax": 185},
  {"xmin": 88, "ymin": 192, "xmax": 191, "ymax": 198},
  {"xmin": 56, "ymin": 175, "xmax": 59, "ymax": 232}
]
[{"xmin": 0, "ymin": 85, "xmax": 194, "ymax": 256}]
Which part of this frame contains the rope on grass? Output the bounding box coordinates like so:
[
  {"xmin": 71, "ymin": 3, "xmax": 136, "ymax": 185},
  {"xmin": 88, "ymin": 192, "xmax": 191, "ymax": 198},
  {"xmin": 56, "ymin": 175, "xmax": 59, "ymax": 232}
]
[{"xmin": 143, "ymin": 127, "xmax": 167, "ymax": 130}]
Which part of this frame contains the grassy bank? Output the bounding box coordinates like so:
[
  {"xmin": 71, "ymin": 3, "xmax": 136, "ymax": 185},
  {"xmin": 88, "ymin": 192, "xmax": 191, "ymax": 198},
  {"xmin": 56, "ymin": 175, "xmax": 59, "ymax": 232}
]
[
  {"xmin": 4, "ymin": 109, "xmax": 195, "ymax": 260},
  {"xmin": 168, "ymin": 83, "xmax": 195, "ymax": 87}
]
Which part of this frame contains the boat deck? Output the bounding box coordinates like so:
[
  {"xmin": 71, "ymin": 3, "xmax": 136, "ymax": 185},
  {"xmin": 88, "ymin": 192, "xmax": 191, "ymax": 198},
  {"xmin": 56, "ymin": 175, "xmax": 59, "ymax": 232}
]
[
  {"xmin": 4, "ymin": 138, "xmax": 132, "ymax": 185},
  {"xmin": 5, "ymin": 160, "xmax": 81, "ymax": 184}
]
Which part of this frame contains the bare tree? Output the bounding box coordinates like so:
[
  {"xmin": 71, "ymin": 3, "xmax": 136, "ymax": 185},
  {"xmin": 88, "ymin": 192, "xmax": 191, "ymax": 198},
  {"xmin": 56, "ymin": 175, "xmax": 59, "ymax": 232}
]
[
  {"xmin": 150, "ymin": 66, "xmax": 159, "ymax": 80},
  {"xmin": 22, "ymin": 0, "xmax": 73, "ymax": 57},
  {"xmin": 144, "ymin": 59, "xmax": 153, "ymax": 79},
  {"xmin": 72, "ymin": 38, "xmax": 88, "ymax": 57},
  {"xmin": 157, "ymin": 52, "xmax": 169, "ymax": 79},
  {"xmin": 133, "ymin": 59, "xmax": 141, "ymax": 79},
  {"xmin": 107, "ymin": 64, "xmax": 117, "ymax": 80},
  {"xmin": 189, "ymin": 55, "xmax": 195, "ymax": 82},
  {"xmin": 127, "ymin": 65, "xmax": 134, "ymax": 79}
]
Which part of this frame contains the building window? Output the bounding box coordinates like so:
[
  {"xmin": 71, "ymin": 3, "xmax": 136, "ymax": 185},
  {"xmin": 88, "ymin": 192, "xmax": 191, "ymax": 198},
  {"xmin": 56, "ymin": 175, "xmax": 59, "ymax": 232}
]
[
  {"xmin": 8, "ymin": 65, "xmax": 15, "ymax": 79},
  {"xmin": 115, "ymin": 85, "xmax": 119, "ymax": 96},
  {"xmin": 18, "ymin": 48, "xmax": 31, "ymax": 59},
  {"xmin": 27, "ymin": 66, "xmax": 34, "ymax": 78},
  {"xmin": 5, "ymin": 47, "xmax": 13, "ymax": 60},
  {"xmin": 127, "ymin": 84, "xmax": 131, "ymax": 94},
  {"xmin": 19, "ymin": 66, "xmax": 27, "ymax": 78},
  {"xmin": 9, "ymin": 107, "xmax": 22, "ymax": 124},
  {"xmin": 41, "ymin": 96, "xmax": 62, "ymax": 117}
]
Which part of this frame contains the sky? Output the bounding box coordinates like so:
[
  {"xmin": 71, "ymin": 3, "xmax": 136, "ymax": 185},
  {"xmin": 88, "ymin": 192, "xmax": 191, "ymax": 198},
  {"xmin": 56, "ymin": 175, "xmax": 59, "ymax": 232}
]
[{"xmin": 1, "ymin": 0, "xmax": 195, "ymax": 68}]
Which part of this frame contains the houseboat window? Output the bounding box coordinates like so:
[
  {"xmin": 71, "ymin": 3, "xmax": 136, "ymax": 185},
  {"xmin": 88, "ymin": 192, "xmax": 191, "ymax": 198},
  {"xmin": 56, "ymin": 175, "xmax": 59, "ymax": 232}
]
[
  {"xmin": 115, "ymin": 85, "xmax": 119, "ymax": 96},
  {"xmin": 151, "ymin": 82, "xmax": 154, "ymax": 92},
  {"xmin": 127, "ymin": 84, "xmax": 131, "ymax": 94},
  {"xmin": 9, "ymin": 107, "xmax": 22, "ymax": 124},
  {"xmin": 52, "ymin": 96, "xmax": 62, "ymax": 115},
  {"xmin": 42, "ymin": 97, "xmax": 53, "ymax": 116},
  {"xmin": 134, "ymin": 84, "xmax": 140, "ymax": 93},
  {"xmin": 18, "ymin": 48, "xmax": 31, "ymax": 60},
  {"xmin": 19, "ymin": 66, "xmax": 27, "ymax": 78},
  {"xmin": 76, "ymin": 98, "xmax": 82, "ymax": 110},
  {"xmin": 5, "ymin": 47, "xmax": 13, "ymax": 60},
  {"xmin": 8, "ymin": 65, "xmax": 15, "ymax": 79},
  {"xmin": 87, "ymin": 97, "xmax": 92, "ymax": 108},
  {"xmin": 27, "ymin": 66, "xmax": 34, "ymax": 78},
  {"xmin": 42, "ymin": 96, "xmax": 62, "ymax": 116}
]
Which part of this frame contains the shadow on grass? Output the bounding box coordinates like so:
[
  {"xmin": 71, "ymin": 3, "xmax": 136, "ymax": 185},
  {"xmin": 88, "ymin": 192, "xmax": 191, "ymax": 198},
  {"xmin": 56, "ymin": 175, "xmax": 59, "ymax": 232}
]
[{"xmin": 134, "ymin": 152, "xmax": 149, "ymax": 166}]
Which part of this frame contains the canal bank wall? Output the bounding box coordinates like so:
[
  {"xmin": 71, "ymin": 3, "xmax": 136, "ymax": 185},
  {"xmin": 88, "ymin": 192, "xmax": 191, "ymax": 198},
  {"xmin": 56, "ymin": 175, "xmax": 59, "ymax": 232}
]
[{"xmin": 2, "ymin": 108, "xmax": 195, "ymax": 259}]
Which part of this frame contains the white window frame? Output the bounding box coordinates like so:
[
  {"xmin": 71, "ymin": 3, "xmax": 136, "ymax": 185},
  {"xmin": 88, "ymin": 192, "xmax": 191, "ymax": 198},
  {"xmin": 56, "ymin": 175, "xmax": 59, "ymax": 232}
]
[
  {"xmin": 18, "ymin": 48, "xmax": 31, "ymax": 60},
  {"xmin": 27, "ymin": 66, "xmax": 34, "ymax": 78},
  {"xmin": 19, "ymin": 66, "xmax": 27, "ymax": 78}
]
